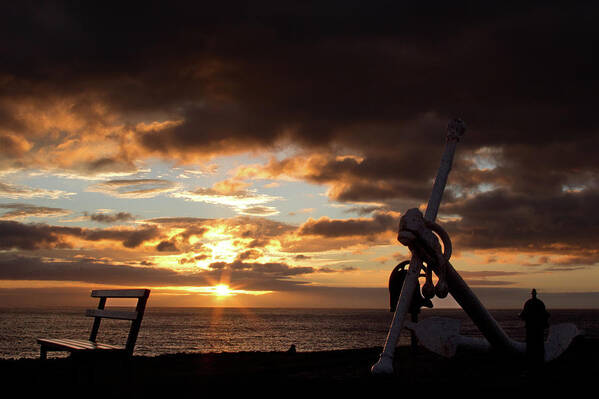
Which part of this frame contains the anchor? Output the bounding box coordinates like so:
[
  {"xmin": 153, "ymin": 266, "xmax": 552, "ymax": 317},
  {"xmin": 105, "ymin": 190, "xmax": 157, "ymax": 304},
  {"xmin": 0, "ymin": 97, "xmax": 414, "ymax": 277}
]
[{"xmin": 371, "ymin": 119, "xmax": 581, "ymax": 375}]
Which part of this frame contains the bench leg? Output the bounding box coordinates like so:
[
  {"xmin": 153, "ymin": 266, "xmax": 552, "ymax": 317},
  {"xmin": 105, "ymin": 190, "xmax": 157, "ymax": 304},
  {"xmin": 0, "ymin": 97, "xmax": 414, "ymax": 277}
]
[{"xmin": 40, "ymin": 346, "xmax": 47, "ymax": 361}]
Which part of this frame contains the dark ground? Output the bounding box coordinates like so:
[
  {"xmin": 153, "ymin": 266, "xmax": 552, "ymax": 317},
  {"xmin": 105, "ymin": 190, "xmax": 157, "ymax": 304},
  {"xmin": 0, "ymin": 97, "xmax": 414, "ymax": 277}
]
[{"xmin": 1, "ymin": 336, "xmax": 596, "ymax": 396}]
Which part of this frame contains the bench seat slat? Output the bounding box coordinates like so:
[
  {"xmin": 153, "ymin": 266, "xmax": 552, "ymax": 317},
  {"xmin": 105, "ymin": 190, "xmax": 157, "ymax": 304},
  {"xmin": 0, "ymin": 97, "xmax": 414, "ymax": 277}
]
[
  {"xmin": 50, "ymin": 339, "xmax": 91, "ymax": 350},
  {"xmin": 37, "ymin": 338, "xmax": 123, "ymax": 351},
  {"xmin": 59, "ymin": 339, "xmax": 122, "ymax": 350},
  {"xmin": 38, "ymin": 338, "xmax": 89, "ymax": 350},
  {"xmin": 85, "ymin": 309, "xmax": 138, "ymax": 320},
  {"xmin": 91, "ymin": 289, "xmax": 150, "ymax": 298}
]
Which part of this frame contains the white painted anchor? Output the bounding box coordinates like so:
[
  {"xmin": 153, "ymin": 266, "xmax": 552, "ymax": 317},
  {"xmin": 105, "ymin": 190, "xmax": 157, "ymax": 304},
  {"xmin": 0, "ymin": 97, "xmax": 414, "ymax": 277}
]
[
  {"xmin": 371, "ymin": 119, "xmax": 581, "ymax": 375},
  {"xmin": 404, "ymin": 317, "xmax": 581, "ymax": 362}
]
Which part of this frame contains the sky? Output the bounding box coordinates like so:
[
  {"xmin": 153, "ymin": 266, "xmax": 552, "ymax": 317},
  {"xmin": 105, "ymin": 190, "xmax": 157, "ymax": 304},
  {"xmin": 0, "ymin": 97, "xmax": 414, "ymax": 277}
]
[{"xmin": 0, "ymin": 1, "xmax": 598, "ymax": 309}]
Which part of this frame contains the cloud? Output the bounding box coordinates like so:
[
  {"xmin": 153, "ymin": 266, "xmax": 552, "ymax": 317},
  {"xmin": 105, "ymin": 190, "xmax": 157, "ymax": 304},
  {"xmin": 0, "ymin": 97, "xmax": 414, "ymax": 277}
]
[
  {"xmin": 344, "ymin": 205, "xmax": 384, "ymax": 216},
  {"xmin": 0, "ymin": 255, "xmax": 317, "ymax": 291},
  {"xmin": 235, "ymin": 249, "xmax": 262, "ymax": 261},
  {"xmin": 233, "ymin": 149, "xmax": 441, "ymax": 209},
  {"xmin": 441, "ymin": 188, "xmax": 599, "ymax": 257},
  {"xmin": 0, "ymin": 210, "xmax": 396, "ymax": 261},
  {"xmin": 0, "ymin": 221, "xmax": 75, "ymax": 250},
  {"xmin": 88, "ymin": 211, "xmax": 135, "ymax": 223},
  {"xmin": 145, "ymin": 213, "xmax": 397, "ymax": 254},
  {"xmin": 1, "ymin": 2, "xmax": 599, "ymax": 303},
  {"xmin": 0, "ymin": 182, "xmax": 75, "ymax": 199},
  {"xmin": 155, "ymin": 240, "xmax": 179, "ymax": 252},
  {"xmin": 144, "ymin": 217, "xmax": 212, "ymax": 225},
  {"xmin": 171, "ymin": 179, "xmax": 280, "ymax": 216},
  {"xmin": 146, "ymin": 213, "xmax": 398, "ymax": 254},
  {"xmin": 0, "ymin": 254, "xmax": 207, "ymax": 286},
  {"xmin": 0, "ymin": 3, "xmax": 597, "ymax": 255},
  {"xmin": 0, "ymin": 203, "xmax": 71, "ymax": 219},
  {"xmin": 0, "ymin": 220, "xmax": 162, "ymax": 250},
  {"xmin": 179, "ymin": 254, "xmax": 208, "ymax": 265},
  {"xmin": 298, "ymin": 211, "xmax": 398, "ymax": 238},
  {"xmin": 1, "ymin": 3, "xmax": 596, "ymax": 179},
  {"xmin": 465, "ymin": 280, "xmax": 516, "ymax": 286},
  {"xmin": 146, "ymin": 215, "xmax": 293, "ymax": 242},
  {"xmin": 459, "ymin": 270, "xmax": 525, "ymax": 278},
  {"xmin": 87, "ymin": 179, "xmax": 179, "ymax": 198},
  {"xmin": 0, "ymin": 133, "xmax": 31, "ymax": 156},
  {"xmin": 316, "ymin": 266, "xmax": 358, "ymax": 274},
  {"xmin": 288, "ymin": 208, "xmax": 314, "ymax": 216},
  {"xmin": 238, "ymin": 206, "xmax": 279, "ymax": 216},
  {"xmin": 79, "ymin": 226, "xmax": 162, "ymax": 248}
]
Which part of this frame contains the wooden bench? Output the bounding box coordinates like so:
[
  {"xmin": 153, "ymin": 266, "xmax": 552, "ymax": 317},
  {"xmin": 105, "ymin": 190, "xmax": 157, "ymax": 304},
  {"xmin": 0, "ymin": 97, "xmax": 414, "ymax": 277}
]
[{"xmin": 37, "ymin": 289, "xmax": 150, "ymax": 360}]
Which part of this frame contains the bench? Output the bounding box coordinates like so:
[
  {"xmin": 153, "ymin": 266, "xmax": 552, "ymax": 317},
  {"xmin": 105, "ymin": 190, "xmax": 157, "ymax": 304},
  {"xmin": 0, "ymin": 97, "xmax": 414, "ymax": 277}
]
[{"xmin": 37, "ymin": 289, "xmax": 150, "ymax": 360}]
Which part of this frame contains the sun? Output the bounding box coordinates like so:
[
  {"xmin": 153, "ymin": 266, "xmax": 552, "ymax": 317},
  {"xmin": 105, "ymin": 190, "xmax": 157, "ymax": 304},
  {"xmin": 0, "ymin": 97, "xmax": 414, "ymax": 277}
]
[{"xmin": 213, "ymin": 284, "xmax": 233, "ymax": 297}]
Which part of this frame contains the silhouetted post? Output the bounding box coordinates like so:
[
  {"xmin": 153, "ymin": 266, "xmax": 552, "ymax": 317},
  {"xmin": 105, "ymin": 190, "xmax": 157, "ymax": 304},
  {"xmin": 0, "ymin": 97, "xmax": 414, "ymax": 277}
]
[{"xmin": 519, "ymin": 288, "xmax": 549, "ymax": 367}]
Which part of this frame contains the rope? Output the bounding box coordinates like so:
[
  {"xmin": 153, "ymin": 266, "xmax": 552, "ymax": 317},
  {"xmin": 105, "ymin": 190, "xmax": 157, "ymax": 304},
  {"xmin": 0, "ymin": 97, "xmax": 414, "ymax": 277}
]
[{"xmin": 397, "ymin": 208, "xmax": 452, "ymax": 299}]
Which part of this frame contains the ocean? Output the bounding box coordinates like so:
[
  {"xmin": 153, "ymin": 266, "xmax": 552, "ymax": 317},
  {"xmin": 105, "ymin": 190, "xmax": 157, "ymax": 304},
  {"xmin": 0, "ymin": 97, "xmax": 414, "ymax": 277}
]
[{"xmin": 1, "ymin": 307, "xmax": 597, "ymax": 359}]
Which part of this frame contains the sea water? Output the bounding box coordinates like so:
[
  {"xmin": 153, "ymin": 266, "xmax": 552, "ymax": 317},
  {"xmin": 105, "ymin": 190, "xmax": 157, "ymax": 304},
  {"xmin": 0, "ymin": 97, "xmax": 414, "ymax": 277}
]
[{"xmin": 0, "ymin": 307, "xmax": 597, "ymax": 359}]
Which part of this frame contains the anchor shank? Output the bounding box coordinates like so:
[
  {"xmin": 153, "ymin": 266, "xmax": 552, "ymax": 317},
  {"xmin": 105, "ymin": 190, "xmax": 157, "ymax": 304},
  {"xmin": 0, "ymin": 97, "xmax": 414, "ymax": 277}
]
[
  {"xmin": 444, "ymin": 261, "xmax": 522, "ymax": 353},
  {"xmin": 425, "ymin": 138, "xmax": 458, "ymax": 222},
  {"xmin": 377, "ymin": 254, "xmax": 423, "ymax": 365}
]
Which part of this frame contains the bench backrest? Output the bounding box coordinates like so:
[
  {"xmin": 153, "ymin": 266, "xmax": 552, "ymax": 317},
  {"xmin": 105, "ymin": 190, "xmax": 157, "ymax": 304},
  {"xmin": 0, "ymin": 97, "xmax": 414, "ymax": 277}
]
[{"xmin": 86, "ymin": 289, "xmax": 150, "ymax": 355}]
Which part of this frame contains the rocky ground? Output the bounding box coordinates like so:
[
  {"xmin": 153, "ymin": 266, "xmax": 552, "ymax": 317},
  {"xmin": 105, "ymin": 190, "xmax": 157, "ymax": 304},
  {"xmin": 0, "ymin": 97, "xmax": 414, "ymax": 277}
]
[{"xmin": 1, "ymin": 336, "xmax": 596, "ymax": 396}]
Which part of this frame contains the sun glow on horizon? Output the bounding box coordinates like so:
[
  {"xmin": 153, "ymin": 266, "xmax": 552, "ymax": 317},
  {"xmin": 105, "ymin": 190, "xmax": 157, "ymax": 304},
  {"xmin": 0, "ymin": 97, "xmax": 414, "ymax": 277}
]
[
  {"xmin": 214, "ymin": 284, "xmax": 232, "ymax": 296},
  {"xmin": 157, "ymin": 285, "xmax": 273, "ymax": 297}
]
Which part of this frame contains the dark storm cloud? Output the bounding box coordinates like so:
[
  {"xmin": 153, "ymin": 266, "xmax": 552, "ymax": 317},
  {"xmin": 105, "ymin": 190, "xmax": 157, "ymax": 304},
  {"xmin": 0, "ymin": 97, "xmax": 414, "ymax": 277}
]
[
  {"xmin": 0, "ymin": 220, "xmax": 75, "ymax": 250},
  {"xmin": 0, "ymin": 220, "xmax": 161, "ymax": 249},
  {"xmin": 3, "ymin": 2, "xmax": 597, "ymax": 152},
  {"xmin": 81, "ymin": 226, "xmax": 161, "ymax": 248},
  {"xmin": 2, "ymin": 2, "xmax": 599, "ymax": 259},
  {"xmin": 0, "ymin": 255, "xmax": 191, "ymax": 285},
  {"xmin": 0, "ymin": 217, "xmax": 208, "ymax": 251},
  {"xmin": 236, "ymin": 153, "xmax": 436, "ymax": 204},
  {"xmin": 441, "ymin": 188, "xmax": 599, "ymax": 255},
  {"xmin": 0, "ymin": 254, "xmax": 318, "ymax": 291},
  {"xmin": 298, "ymin": 211, "xmax": 397, "ymax": 237}
]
